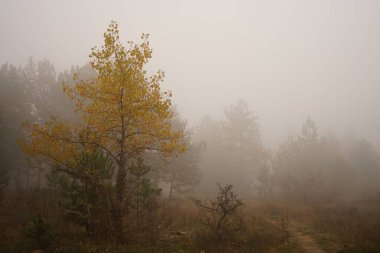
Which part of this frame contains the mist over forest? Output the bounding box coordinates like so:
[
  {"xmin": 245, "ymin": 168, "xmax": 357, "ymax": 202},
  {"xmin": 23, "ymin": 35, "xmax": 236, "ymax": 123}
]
[{"xmin": 1, "ymin": 1, "xmax": 380, "ymax": 252}]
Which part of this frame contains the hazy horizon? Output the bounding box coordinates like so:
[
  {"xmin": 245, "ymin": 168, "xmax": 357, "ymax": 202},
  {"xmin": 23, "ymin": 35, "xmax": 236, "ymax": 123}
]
[{"xmin": 1, "ymin": 0, "xmax": 379, "ymax": 149}]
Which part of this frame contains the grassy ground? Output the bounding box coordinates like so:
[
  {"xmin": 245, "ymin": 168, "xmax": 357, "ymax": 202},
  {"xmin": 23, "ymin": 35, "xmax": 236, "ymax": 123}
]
[{"xmin": 1, "ymin": 191, "xmax": 380, "ymax": 252}]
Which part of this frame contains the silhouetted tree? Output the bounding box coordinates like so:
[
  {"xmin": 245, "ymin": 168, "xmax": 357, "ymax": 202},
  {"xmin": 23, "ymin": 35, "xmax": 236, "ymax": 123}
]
[
  {"xmin": 347, "ymin": 139, "xmax": 380, "ymax": 192},
  {"xmin": 149, "ymin": 111, "xmax": 203, "ymax": 199},
  {"xmin": 273, "ymin": 118, "xmax": 353, "ymax": 203},
  {"xmin": 221, "ymin": 100, "xmax": 268, "ymax": 195},
  {"xmin": 0, "ymin": 107, "xmax": 10, "ymax": 201}
]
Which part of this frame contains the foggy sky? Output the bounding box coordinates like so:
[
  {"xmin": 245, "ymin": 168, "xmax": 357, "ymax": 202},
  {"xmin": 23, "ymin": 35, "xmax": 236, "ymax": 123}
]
[{"xmin": 1, "ymin": 0, "xmax": 380, "ymax": 149}]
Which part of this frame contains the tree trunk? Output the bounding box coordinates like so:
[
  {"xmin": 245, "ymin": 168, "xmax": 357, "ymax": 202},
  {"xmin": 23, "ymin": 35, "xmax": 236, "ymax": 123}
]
[
  {"xmin": 112, "ymin": 206, "xmax": 125, "ymax": 243},
  {"xmin": 169, "ymin": 177, "xmax": 174, "ymax": 200},
  {"xmin": 136, "ymin": 176, "xmax": 141, "ymax": 227},
  {"xmin": 113, "ymin": 160, "xmax": 127, "ymax": 243}
]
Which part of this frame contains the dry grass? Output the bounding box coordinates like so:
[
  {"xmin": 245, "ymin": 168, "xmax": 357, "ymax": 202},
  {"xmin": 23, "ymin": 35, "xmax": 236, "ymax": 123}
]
[
  {"xmin": 6, "ymin": 190, "xmax": 380, "ymax": 253},
  {"xmin": 0, "ymin": 191, "xmax": 304, "ymax": 253}
]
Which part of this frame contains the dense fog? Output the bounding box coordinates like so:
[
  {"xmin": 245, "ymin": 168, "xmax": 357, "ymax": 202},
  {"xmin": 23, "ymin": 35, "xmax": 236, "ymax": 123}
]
[
  {"xmin": 2, "ymin": 0, "xmax": 380, "ymax": 149},
  {"xmin": 1, "ymin": 1, "xmax": 380, "ymax": 252}
]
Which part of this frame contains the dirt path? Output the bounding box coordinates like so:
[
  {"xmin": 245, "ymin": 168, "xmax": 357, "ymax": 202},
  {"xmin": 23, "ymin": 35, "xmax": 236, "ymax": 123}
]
[
  {"xmin": 292, "ymin": 230, "xmax": 325, "ymax": 253},
  {"xmin": 267, "ymin": 218, "xmax": 327, "ymax": 253}
]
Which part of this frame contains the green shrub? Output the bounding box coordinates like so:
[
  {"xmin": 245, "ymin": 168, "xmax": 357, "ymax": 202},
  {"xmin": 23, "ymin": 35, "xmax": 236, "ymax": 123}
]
[{"xmin": 23, "ymin": 214, "xmax": 53, "ymax": 250}]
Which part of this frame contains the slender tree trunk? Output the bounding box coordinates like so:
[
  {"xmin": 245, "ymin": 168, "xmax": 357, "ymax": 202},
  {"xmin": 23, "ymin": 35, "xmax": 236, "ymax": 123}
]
[
  {"xmin": 112, "ymin": 206, "xmax": 125, "ymax": 243},
  {"xmin": 113, "ymin": 114, "xmax": 127, "ymax": 243},
  {"xmin": 136, "ymin": 175, "xmax": 140, "ymax": 228},
  {"xmin": 114, "ymin": 160, "xmax": 126, "ymax": 243},
  {"xmin": 169, "ymin": 177, "xmax": 174, "ymax": 200},
  {"xmin": 53, "ymin": 179, "xmax": 57, "ymax": 213},
  {"xmin": 26, "ymin": 166, "xmax": 30, "ymax": 190},
  {"xmin": 37, "ymin": 170, "xmax": 41, "ymax": 189}
]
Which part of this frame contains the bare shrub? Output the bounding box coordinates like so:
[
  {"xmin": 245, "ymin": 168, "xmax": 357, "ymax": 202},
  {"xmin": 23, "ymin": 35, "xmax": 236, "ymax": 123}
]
[{"xmin": 190, "ymin": 184, "xmax": 244, "ymax": 240}]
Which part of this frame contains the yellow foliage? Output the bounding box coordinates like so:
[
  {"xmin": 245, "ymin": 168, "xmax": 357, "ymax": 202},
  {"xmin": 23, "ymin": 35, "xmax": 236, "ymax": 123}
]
[{"xmin": 21, "ymin": 21, "xmax": 184, "ymax": 172}]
